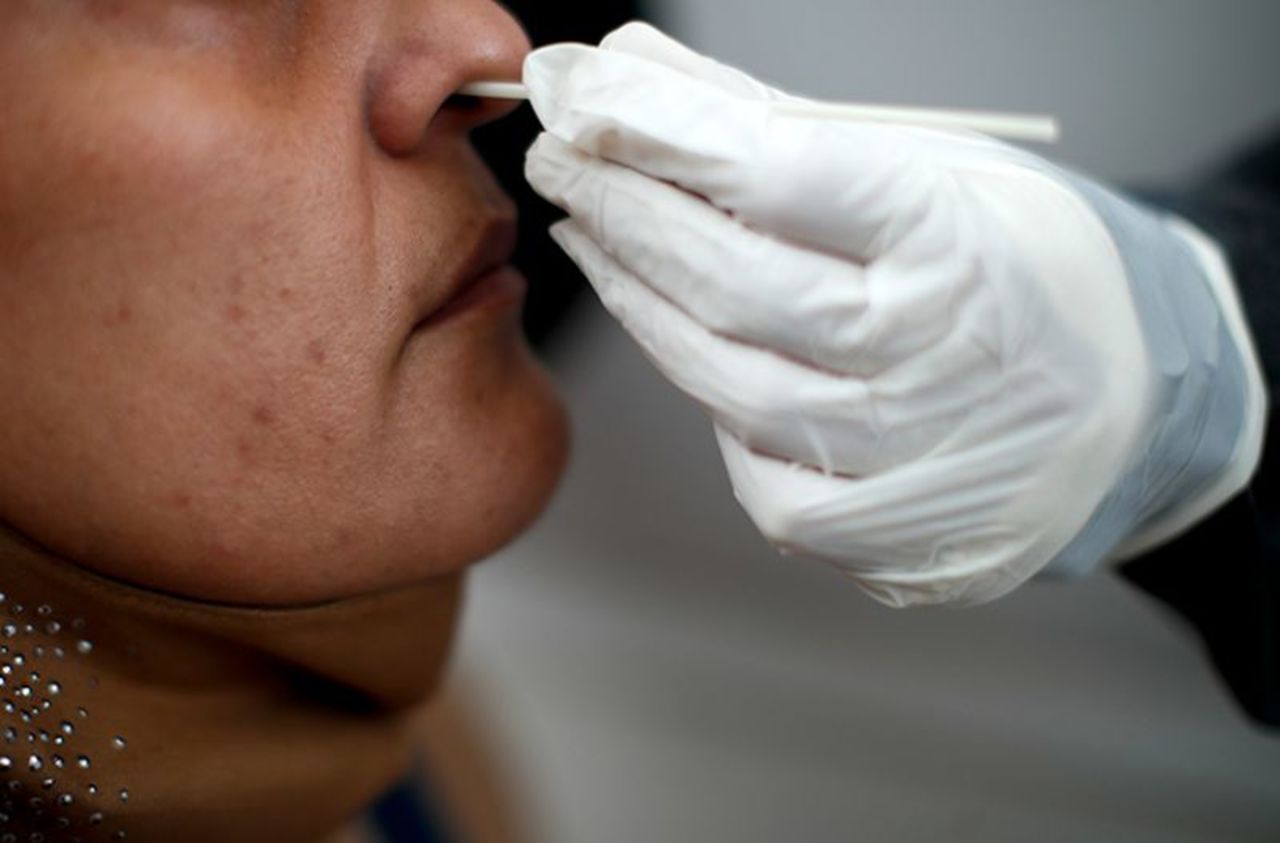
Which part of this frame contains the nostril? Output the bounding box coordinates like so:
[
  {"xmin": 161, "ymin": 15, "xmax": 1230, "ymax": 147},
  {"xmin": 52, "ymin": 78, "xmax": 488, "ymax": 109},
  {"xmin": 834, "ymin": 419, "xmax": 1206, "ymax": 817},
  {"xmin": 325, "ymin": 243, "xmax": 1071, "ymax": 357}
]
[
  {"xmin": 442, "ymin": 88, "xmax": 527, "ymax": 131},
  {"xmin": 365, "ymin": 3, "xmax": 530, "ymax": 156},
  {"xmin": 444, "ymin": 94, "xmax": 486, "ymax": 112},
  {"xmin": 366, "ymin": 69, "xmax": 527, "ymax": 156}
]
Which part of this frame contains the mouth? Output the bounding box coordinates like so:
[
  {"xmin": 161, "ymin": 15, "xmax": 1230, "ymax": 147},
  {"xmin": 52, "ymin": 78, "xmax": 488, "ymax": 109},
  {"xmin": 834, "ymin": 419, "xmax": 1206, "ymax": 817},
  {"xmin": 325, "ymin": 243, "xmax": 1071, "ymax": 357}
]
[{"xmin": 410, "ymin": 215, "xmax": 524, "ymax": 332}]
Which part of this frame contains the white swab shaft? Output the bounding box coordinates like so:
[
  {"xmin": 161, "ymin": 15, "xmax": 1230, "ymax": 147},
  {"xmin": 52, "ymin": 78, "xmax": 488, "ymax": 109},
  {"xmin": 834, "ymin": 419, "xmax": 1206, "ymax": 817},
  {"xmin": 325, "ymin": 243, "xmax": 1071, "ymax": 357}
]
[
  {"xmin": 459, "ymin": 81, "xmax": 531, "ymax": 100},
  {"xmin": 458, "ymin": 81, "xmax": 1060, "ymax": 144},
  {"xmin": 772, "ymin": 100, "xmax": 1060, "ymax": 144}
]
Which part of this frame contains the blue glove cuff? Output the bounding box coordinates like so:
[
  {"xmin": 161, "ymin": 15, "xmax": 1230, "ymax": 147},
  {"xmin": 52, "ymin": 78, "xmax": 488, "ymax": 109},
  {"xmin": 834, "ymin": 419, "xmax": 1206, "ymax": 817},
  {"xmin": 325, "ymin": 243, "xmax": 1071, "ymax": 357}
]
[{"xmin": 1045, "ymin": 176, "xmax": 1251, "ymax": 576}]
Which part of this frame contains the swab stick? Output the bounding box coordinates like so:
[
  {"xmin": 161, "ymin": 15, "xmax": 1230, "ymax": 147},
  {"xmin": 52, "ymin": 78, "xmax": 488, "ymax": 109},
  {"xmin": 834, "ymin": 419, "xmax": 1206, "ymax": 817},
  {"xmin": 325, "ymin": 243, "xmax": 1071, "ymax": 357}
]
[
  {"xmin": 458, "ymin": 82, "xmax": 532, "ymax": 100},
  {"xmin": 770, "ymin": 100, "xmax": 1060, "ymax": 144},
  {"xmin": 457, "ymin": 81, "xmax": 1060, "ymax": 144}
]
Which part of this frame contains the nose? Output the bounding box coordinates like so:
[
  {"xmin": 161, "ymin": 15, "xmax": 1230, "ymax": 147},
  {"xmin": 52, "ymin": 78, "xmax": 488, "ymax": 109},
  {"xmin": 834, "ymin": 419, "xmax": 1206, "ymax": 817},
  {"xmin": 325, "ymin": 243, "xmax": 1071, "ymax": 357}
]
[{"xmin": 366, "ymin": 1, "xmax": 532, "ymax": 157}]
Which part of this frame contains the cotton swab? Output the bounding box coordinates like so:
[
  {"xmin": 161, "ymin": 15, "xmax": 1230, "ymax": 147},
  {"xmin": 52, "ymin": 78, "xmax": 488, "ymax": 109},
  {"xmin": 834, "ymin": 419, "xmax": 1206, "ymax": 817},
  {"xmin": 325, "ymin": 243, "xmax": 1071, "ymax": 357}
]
[
  {"xmin": 459, "ymin": 81, "xmax": 532, "ymax": 101},
  {"xmin": 458, "ymin": 81, "xmax": 1060, "ymax": 144}
]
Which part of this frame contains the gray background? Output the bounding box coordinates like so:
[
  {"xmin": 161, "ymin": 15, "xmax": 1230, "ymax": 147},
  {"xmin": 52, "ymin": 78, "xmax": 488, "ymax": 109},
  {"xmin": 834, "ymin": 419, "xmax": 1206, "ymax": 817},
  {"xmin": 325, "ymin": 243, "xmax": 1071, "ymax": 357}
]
[
  {"xmin": 659, "ymin": 0, "xmax": 1280, "ymax": 184},
  {"xmin": 450, "ymin": 2, "xmax": 1280, "ymax": 841}
]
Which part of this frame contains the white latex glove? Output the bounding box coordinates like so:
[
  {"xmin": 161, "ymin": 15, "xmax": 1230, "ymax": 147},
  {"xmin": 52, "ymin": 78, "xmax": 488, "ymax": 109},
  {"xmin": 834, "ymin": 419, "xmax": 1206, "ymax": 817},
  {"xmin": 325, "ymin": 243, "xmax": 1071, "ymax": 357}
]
[{"xmin": 523, "ymin": 23, "xmax": 1267, "ymax": 607}]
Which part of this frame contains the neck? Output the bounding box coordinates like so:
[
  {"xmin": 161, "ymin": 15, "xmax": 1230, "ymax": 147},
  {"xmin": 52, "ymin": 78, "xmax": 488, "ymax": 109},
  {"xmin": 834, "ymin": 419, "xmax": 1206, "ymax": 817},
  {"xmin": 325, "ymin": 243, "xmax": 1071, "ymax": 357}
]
[{"xmin": 0, "ymin": 533, "xmax": 462, "ymax": 841}]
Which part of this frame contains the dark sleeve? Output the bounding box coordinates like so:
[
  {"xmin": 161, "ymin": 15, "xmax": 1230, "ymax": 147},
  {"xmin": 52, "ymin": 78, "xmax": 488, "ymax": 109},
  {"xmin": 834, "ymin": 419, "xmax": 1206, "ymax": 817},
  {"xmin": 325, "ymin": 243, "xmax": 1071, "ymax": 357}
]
[{"xmin": 1121, "ymin": 128, "xmax": 1280, "ymax": 729}]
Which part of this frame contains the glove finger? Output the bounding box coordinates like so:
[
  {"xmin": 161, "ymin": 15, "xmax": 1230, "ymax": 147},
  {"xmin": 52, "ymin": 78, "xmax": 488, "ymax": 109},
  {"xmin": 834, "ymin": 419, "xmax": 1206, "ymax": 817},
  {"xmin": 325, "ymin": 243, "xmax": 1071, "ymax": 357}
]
[
  {"xmin": 530, "ymin": 132, "xmax": 986, "ymax": 377},
  {"xmin": 714, "ymin": 426, "xmax": 1052, "ymax": 608},
  {"xmin": 552, "ymin": 220, "xmax": 980, "ymax": 476},
  {"xmin": 529, "ymin": 133, "xmax": 881, "ymax": 375},
  {"xmin": 599, "ymin": 22, "xmax": 787, "ymax": 102},
  {"xmin": 524, "ymin": 43, "xmax": 941, "ymax": 263}
]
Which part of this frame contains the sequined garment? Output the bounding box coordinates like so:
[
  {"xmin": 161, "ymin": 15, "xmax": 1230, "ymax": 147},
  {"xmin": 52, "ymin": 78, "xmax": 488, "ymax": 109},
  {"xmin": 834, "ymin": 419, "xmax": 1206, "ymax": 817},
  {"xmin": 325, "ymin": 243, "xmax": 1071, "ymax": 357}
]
[{"xmin": 0, "ymin": 530, "xmax": 461, "ymax": 842}]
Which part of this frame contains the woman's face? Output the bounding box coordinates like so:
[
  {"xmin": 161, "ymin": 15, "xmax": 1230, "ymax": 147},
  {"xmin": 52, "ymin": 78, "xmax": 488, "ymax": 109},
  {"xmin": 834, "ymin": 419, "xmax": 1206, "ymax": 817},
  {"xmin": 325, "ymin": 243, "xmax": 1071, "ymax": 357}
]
[{"xmin": 0, "ymin": 1, "xmax": 569, "ymax": 605}]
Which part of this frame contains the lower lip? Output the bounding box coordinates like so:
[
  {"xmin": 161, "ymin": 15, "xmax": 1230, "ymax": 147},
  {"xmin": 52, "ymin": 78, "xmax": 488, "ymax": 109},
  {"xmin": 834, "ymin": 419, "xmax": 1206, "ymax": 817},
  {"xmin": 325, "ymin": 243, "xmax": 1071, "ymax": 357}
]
[{"xmin": 417, "ymin": 265, "xmax": 527, "ymax": 329}]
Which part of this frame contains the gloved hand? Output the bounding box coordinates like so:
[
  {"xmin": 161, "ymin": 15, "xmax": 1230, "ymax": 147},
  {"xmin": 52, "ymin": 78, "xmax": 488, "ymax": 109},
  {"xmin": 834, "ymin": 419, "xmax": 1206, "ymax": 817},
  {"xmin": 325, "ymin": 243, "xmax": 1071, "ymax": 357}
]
[{"xmin": 522, "ymin": 23, "xmax": 1267, "ymax": 607}]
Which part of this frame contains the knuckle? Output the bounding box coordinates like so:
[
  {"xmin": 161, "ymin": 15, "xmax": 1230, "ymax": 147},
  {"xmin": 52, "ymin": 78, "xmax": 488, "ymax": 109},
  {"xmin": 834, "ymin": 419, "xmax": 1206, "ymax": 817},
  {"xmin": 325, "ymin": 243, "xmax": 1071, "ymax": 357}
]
[{"xmin": 749, "ymin": 493, "xmax": 810, "ymax": 547}]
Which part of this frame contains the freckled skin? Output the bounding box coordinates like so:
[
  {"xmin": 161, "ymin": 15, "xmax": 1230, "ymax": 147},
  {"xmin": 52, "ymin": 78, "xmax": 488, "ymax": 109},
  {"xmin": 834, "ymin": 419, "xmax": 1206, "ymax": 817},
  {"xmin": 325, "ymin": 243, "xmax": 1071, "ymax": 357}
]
[
  {"xmin": 0, "ymin": 1, "xmax": 569, "ymax": 606},
  {"xmin": 103, "ymin": 304, "xmax": 133, "ymax": 327}
]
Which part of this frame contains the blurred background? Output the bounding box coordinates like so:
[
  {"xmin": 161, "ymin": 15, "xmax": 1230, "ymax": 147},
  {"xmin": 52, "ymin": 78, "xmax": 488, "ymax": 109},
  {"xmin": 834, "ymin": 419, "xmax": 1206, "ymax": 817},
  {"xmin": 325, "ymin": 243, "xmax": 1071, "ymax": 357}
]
[{"xmin": 446, "ymin": 2, "xmax": 1280, "ymax": 841}]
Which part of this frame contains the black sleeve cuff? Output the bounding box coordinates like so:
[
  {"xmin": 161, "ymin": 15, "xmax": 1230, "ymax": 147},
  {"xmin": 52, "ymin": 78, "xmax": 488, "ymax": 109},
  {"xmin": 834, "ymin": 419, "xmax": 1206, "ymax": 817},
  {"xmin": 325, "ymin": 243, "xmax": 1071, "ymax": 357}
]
[{"xmin": 1118, "ymin": 486, "xmax": 1280, "ymax": 728}]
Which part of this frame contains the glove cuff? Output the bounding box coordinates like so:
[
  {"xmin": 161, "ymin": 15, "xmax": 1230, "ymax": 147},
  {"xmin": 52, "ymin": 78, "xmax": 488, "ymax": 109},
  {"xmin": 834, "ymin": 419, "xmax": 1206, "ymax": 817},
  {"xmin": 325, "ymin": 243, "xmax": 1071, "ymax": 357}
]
[
  {"xmin": 1111, "ymin": 215, "xmax": 1269, "ymax": 559},
  {"xmin": 1045, "ymin": 178, "xmax": 1263, "ymax": 576}
]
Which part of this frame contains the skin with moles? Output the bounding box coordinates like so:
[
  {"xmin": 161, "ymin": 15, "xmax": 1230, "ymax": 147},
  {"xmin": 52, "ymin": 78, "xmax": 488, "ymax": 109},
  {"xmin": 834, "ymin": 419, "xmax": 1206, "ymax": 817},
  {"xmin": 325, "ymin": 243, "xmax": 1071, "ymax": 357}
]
[{"xmin": 0, "ymin": 0, "xmax": 569, "ymax": 606}]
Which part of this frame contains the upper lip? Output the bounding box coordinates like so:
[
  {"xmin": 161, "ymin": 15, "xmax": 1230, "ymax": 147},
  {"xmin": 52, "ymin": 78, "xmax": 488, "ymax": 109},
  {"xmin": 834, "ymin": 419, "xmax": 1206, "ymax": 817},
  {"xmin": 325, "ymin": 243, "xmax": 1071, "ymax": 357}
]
[{"xmin": 411, "ymin": 214, "xmax": 519, "ymax": 328}]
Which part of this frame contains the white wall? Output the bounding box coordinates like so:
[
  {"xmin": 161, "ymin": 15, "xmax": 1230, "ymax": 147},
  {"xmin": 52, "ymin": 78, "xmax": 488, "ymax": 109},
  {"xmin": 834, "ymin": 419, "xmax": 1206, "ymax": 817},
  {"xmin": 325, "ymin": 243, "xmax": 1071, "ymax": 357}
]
[{"xmin": 654, "ymin": 0, "xmax": 1280, "ymax": 184}]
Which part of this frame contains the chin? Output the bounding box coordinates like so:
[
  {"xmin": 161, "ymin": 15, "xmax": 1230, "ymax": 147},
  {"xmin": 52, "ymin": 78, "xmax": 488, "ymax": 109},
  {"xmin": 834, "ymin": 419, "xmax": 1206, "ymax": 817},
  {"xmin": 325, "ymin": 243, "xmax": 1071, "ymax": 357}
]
[{"xmin": 438, "ymin": 351, "xmax": 572, "ymax": 572}]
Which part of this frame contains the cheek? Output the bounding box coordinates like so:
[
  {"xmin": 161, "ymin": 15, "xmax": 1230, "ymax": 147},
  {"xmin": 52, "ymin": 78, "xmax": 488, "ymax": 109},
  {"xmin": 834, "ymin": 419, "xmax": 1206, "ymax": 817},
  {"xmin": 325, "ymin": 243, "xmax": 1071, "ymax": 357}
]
[
  {"xmin": 1, "ymin": 82, "xmax": 368, "ymax": 427},
  {"xmin": 0, "ymin": 58, "xmax": 571, "ymax": 604},
  {"xmin": 0, "ymin": 64, "xmax": 389, "ymax": 571}
]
